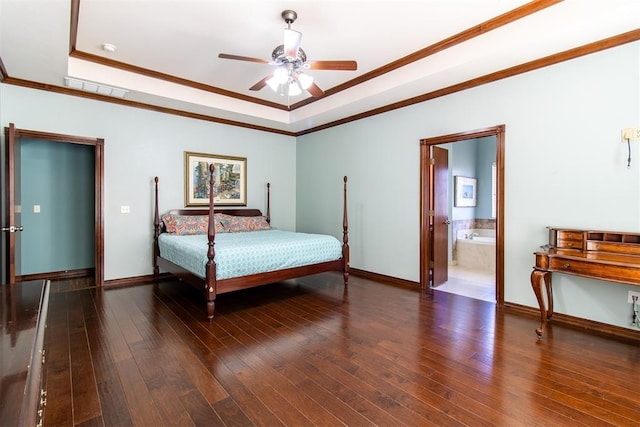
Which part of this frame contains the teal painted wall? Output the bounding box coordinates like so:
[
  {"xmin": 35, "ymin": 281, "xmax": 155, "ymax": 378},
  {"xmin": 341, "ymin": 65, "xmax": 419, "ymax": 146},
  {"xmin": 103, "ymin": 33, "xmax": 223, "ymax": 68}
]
[
  {"xmin": 19, "ymin": 138, "xmax": 94, "ymax": 274},
  {"xmin": 449, "ymin": 137, "xmax": 496, "ymax": 220},
  {"xmin": 450, "ymin": 140, "xmax": 477, "ymax": 221},
  {"xmin": 475, "ymin": 136, "xmax": 497, "ymax": 219}
]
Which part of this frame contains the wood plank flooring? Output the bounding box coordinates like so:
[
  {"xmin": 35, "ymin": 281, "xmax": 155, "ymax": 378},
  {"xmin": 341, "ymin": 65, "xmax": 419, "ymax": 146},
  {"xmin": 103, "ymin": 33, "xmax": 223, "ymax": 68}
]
[{"xmin": 42, "ymin": 273, "xmax": 640, "ymax": 426}]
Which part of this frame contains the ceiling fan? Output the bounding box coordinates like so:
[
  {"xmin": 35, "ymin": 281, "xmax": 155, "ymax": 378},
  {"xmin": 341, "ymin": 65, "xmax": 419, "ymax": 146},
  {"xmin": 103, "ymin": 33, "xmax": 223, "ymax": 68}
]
[{"xmin": 218, "ymin": 10, "xmax": 357, "ymax": 98}]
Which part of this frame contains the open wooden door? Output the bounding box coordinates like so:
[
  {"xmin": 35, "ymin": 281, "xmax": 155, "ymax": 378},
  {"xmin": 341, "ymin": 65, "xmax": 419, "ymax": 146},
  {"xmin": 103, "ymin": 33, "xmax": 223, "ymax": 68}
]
[
  {"xmin": 2, "ymin": 124, "xmax": 22, "ymax": 283},
  {"xmin": 2, "ymin": 123, "xmax": 105, "ymax": 285},
  {"xmin": 431, "ymin": 146, "xmax": 449, "ymax": 286}
]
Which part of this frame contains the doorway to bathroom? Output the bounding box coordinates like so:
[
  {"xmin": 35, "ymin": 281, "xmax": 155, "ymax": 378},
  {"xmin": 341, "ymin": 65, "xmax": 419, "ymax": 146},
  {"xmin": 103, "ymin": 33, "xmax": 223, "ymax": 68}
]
[{"xmin": 419, "ymin": 125, "xmax": 505, "ymax": 305}]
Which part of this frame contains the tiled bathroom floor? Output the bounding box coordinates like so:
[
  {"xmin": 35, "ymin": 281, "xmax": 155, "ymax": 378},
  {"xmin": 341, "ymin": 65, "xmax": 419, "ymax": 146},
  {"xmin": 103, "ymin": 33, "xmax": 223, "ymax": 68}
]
[{"xmin": 435, "ymin": 265, "xmax": 495, "ymax": 302}]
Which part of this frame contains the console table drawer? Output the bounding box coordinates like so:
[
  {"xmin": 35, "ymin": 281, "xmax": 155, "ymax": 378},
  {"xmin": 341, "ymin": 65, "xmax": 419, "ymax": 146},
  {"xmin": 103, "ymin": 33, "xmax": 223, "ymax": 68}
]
[
  {"xmin": 556, "ymin": 230, "xmax": 584, "ymax": 242},
  {"xmin": 556, "ymin": 239, "xmax": 582, "ymax": 249},
  {"xmin": 587, "ymin": 241, "xmax": 640, "ymax": 256},
  {"xmin": 549, "ymin": 258, "xmax": 640, "ymax": 284}
]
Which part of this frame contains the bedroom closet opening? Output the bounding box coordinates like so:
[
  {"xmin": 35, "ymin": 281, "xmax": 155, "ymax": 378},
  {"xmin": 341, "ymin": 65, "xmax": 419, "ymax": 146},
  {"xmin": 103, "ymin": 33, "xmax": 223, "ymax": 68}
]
[
  {"xmin": 419, "ymin": 125, "xmax": 505, "ymax": 305},
  {"xmin": 2, "ymin": 124, "xmax": 104, "ymax": 285}
]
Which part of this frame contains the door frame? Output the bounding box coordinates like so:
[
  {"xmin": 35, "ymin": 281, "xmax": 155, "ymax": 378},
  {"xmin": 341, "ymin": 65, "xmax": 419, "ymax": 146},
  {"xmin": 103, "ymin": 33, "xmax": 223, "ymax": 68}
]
[
  {"xmin": 419, "ymin": 125, "xmax": 505, "ymax": 305},
  {"xmin": 4, "ymin": 123, "xmax": 104, "ymax": 285}
]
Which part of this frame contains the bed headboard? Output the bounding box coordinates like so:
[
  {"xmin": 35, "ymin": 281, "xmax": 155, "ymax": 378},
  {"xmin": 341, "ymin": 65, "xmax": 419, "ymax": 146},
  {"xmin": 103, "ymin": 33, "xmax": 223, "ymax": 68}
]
[
  {"xmin": 167, "ymin": 208, "xmax": 263, "ymax": 217},
  {"xmin": 154, "ymin": 172, "xmax": 271, "ymax": 236}
]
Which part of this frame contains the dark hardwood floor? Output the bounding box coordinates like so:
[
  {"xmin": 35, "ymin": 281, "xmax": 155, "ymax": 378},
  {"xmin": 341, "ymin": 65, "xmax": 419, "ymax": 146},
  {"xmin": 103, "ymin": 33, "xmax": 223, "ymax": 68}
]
[{"xmin": 43, "ymin": 273, "xmax": 640, "ymax": 426}]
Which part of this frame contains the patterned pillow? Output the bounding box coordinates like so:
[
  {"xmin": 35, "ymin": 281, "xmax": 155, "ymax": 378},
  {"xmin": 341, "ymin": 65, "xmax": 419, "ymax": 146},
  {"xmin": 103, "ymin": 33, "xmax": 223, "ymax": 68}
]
[
  {"xmin": 161, "ymin": 214, "xmax": 178, "ymax": 233},
  {"xmin": 163, "ymin": 214, "xmax": 227, "ymax": 235},
  {"xmin": 173, "ymin": 215, "xmax": 209, "ymax": 235},
  {"xmin": 225, "ymin": 215, "xmax": 271, "ymax": 233}
]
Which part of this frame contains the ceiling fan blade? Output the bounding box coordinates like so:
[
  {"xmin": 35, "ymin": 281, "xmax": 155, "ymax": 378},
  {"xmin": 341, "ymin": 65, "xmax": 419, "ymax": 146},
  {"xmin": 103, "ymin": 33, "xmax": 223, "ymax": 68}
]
[
  {"xmin": 307, "ymin": 82, "xmax": 324, "ymax": 97},
  {"xmin": 249, "ymin": 75, "xmax": 273, "ymax": 91},
  {"xmin": 283, "ymin": 28, "xmax": 302, "ymax": 59},
  {"xmin": 218, "ymin": 53, "xmax": 270, "ymax": 64},
  {"xmin": 307, "ymin": 60, "xmax": 357, "ymax": 71}
]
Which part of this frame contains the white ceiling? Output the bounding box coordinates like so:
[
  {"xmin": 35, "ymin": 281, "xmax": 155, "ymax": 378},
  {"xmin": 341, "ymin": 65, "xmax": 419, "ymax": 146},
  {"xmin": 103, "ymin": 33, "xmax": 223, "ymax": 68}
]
[{"xmin": 1, "ymin": 0, "xmax": 639, "ymax": 134}]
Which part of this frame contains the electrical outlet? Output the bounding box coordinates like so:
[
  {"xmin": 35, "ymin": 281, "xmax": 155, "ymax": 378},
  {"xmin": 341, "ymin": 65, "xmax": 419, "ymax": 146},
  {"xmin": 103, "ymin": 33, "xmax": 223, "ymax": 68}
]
[
  {"xmin": 120, "ymin": 205, "xmax": 130, "ymax": 214},
  {"xmin": 621, "ymin": 127, "xmax": 640, "ymax": 141},
  {"xmin": 627, "ymin": 290, "xmax": 640, "ymax": 303}
]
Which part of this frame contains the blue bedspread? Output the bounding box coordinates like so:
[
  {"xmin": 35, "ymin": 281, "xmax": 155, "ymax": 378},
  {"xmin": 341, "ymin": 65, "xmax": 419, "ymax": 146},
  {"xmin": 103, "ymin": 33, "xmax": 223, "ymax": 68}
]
[{"xmin": 158, "ymin": 229, "xmax": 342, "ymax": 280}]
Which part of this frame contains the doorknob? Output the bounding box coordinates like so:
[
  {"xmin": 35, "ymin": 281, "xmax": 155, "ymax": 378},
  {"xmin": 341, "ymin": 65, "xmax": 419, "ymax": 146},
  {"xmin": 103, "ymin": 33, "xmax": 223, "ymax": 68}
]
[
  {"xmin": 2, "ymin": 225, "xmax": 24, "ymax": 232},
  {"xmin": 443, "ymin": 220, "xmax": 451, "ymax": 225}
]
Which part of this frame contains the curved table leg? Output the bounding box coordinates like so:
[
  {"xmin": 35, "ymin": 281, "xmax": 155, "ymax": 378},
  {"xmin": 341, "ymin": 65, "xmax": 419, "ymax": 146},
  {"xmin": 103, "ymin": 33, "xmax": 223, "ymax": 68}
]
[{"xmin": 531, "ymin": 269, "xmax": 552, "ymax": 337}]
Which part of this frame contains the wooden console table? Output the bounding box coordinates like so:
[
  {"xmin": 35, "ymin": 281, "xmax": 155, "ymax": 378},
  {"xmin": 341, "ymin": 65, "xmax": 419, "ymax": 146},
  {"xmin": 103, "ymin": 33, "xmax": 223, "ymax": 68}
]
[
  {"xmin": 531, "ymin": 228, "xmax": 640, "ymax": 337},
  {"xmin": 0, "ymin": 280, "xmax": 50, "ymax": 426}
]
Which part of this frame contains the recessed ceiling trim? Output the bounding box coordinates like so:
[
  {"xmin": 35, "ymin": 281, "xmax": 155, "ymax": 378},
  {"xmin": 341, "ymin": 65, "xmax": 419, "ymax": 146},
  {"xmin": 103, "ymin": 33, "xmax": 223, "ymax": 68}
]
[
  {"xmin": 2, "ymin": 76, "xmax": 297, "ymax": 137},
  {"xmin": 69, "ymin": 50, "xmax": 289, "ymax": 111},
  {"xmin": 68, "ymin": 0, "xmax": 562, "ymax": 112},
  {"xmin": 0, "ymin": 57, "xmax": 8, "ymax": 81},
  {"xmin": 290, "ymin": 0, "xmax": 564, "ymax": 110},
  {"xmin": 3, "ymin": 29, "xmax": 636, "ymax": 138},
  {"xmin": 297, "ymin": 29, "xmax": 640, "ymax": 136}
]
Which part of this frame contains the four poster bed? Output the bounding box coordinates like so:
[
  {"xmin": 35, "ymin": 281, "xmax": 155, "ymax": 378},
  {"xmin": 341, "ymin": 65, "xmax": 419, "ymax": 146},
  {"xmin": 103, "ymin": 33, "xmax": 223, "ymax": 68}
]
[{"xmin": 153, "ymin": 165, "xmax": 349, "ymax": 320}]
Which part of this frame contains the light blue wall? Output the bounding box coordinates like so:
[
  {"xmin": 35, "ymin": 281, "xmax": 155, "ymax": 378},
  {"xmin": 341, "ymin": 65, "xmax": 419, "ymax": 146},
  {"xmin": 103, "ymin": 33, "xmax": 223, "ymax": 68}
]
[
  {"xmin": 19, "ymin": 139, "xmax": 94, "ymax": 274},
  {"xmin": 443, "ymin": 137, "xmax": 496, "ymax": 261},
  {"xmin": 448, "ymin": 137, "xmax": 497, "ymax": 221},
  {"xmin": 1, "ymin": 40, "xmax": 639, "ymax": 332},
  {"xmin": 450, "ymin": 139, "xmax": 477, "ymax": 221},
  {"xmin": 475, "ymin": 137, "xmax": 497, "ymax": 219},
  {"xmin": 0, "ymin": 86, "xmax": 297, "ymax": 280},
  {"xmin": 297, "ymin": 42, "xmax": 640, "ymax": 330}
]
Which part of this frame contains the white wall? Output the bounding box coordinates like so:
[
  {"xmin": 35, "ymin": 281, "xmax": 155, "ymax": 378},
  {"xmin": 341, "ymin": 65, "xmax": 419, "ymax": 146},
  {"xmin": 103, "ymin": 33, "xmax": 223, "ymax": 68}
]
[
  {"xmin": 297, "ymin": 42, "xmax": 640, "ymax": 329},
  {"xmin": 0, "ymin": 85, "xmax": 297, "ymax": 281}
]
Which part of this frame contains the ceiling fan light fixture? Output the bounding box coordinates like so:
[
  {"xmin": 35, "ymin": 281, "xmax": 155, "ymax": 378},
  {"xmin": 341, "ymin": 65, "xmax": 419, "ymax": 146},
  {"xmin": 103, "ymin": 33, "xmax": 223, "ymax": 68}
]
[
  {"xmin": 297, "ymin": 72, "xmax": 313, "ymax": 90},
  {"xmin": 266, "ymin": 76, "xmax": 280, "ymax": 91},
  {"xmin": 273, "ymin": 67, "xmax": 289, "ymax": 84},
  {"xmin": 288, "ymin": 81, "xmax": 302, "ymax": 96},
  {"xmin": 217, "ymin": 9, "xmax": 356, "ymax": 99}
]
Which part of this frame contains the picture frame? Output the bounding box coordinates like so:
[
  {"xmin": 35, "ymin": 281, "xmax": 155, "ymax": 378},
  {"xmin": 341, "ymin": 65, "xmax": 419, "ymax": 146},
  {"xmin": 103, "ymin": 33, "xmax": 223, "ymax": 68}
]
[
  {"xmin": 184, "ymin": 151, "xmax": 247, "ymax": 206},
  {"xmin": 454, "ymin": 176, "xmax": 477, "ymax": 207}
]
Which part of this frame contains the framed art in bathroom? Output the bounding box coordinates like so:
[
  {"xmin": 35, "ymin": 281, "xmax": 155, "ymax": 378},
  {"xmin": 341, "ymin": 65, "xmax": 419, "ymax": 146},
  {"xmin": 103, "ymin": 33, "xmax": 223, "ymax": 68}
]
[{"xmin": 454, "ymin": 176, "xmax": 477, "ymax": 207}]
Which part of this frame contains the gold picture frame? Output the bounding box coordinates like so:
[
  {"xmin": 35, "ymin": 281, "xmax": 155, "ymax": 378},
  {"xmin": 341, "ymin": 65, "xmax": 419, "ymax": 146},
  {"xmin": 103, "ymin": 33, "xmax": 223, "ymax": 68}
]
[{"xmin": 184, "ymin": 151, "xmax": 247, "ymax": 206}]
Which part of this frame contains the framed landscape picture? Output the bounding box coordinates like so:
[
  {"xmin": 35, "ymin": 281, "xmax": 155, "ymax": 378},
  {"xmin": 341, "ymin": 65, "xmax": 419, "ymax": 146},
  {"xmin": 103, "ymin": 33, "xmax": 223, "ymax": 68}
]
[
  {"xmin": 454, "ymin": 176, "xmax": 477, "ymax": 207},
  {"xmin": 184, "ymin": 151, "xmax": 247, "ymax": 206}
]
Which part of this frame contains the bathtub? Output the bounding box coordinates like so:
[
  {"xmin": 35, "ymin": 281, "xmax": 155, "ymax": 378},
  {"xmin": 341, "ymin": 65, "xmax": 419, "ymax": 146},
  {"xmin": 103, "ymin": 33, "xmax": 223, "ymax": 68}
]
[{"xmin": 455, "ymin": 229, "xmax": 496, "ymax": 272}]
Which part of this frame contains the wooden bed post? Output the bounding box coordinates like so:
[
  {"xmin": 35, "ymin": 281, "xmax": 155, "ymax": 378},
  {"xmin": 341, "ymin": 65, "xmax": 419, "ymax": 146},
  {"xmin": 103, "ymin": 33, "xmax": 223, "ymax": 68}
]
[
  {"xmin": 266, "ymin": 183, "xmax": 271, "ymax": 224},
  {"xmin": 205, "ymin": 164, "xmax": 217, "ymax": 320},
  {"xmin": 342, "ymin": 176, "xmax": 350, "ymax": 285},
  {"xmin": 153, "ymin": 177, "xmax": 160, "ymax": 281}
]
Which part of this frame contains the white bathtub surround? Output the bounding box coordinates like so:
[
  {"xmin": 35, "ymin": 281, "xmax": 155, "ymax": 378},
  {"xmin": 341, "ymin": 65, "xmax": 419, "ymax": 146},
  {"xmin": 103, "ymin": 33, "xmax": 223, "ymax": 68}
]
[{"xmin": 455, "ymin": 229, "xmax": 496, "ymax": 273}]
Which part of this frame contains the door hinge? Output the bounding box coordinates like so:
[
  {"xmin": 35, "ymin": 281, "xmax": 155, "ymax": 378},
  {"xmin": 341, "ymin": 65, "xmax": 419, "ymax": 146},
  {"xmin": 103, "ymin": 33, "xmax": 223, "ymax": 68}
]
[
  {"xmin": 429, "ymin": 158, "xmax": 435, "ymax": 165},
  {"xmin": 429, "ymin": 261, "xmax": 434, "ymax": 268},
  {"xmin": 428, "ymin": 210, "xmax": 435, "ymax": 217}
]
